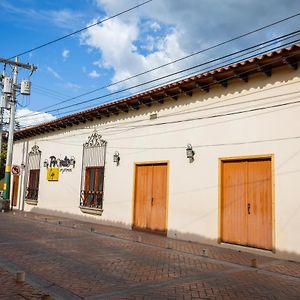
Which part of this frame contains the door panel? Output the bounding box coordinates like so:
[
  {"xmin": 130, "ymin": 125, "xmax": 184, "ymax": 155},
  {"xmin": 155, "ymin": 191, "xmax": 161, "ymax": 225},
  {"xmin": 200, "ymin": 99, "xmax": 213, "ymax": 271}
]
[
  {"xmin": 12, "ymin": 176, "xmax": 19, "ymax": 207},
  {"xmin": 134, "ymin": 165, "xmax": 153, "ymax": 230},
  {"xmin": 221, "ymin": 161, "xmax": 247, "ymax": 245},
  {"xmin": 247, "ymin": 160, "xmax": 272, "ymax": 250},
  {"xmin": 133, "ymin": 163, "xmax": 168, "ymax": 234},
  {"xmin": 221, "ymin": 158, "xmax": 272, "ymax": 250},
  {"xmin": 148, "ymin": 164, "xmax": 167, "ymax": 233}
]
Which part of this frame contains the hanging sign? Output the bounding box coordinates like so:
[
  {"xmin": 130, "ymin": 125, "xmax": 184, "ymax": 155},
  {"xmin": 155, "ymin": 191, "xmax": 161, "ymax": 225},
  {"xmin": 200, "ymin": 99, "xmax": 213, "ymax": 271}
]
[
  {"xmin": 11, "ymin": 165, "xmax": 20, "ymax": 176},
  {"xmin": 47, "ymin": 167, "xmax": 59, "ymax": 181}
]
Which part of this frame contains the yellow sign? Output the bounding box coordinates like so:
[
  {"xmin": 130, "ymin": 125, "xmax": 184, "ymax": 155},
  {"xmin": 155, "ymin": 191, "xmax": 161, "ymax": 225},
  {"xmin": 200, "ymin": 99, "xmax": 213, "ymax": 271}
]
[{"xmin": 47, "ymin": 168, "xmax": 59, "ymax": 181}]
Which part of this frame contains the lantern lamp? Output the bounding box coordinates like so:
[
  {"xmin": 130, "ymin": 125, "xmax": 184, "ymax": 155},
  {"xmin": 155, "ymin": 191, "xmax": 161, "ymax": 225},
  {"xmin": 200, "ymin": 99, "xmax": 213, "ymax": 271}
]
[
  {"xmin": 113, "ymin": 151, "xmax": 120, "ymax": 166},
  {"xmin": 186, "ymin": 144, "xmax": 195, "ymax": 163}
]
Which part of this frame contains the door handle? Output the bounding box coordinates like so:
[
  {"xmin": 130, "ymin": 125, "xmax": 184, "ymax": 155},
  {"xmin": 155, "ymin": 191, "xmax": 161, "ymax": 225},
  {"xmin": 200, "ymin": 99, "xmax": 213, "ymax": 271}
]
[
  {"xmin": 151, "ymin": 197, "xmax": 154, "ymax": 206},
  {"xmin": 247, "ymin": 203, "xmax": 251, "ymax": 215}
]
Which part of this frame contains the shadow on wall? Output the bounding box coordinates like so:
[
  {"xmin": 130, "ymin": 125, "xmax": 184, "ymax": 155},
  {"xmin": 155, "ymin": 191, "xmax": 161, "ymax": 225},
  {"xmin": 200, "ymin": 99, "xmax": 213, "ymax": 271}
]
[{"xmin": 27, "ymin": 207, "xmax": 300, "ymax": 262}]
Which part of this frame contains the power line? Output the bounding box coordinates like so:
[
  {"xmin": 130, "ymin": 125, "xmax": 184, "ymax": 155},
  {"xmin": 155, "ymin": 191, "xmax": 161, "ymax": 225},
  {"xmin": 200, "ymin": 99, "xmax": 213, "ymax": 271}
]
[
  {"xmin": 8, "ymin": 0, "xmax": 153, "ymax": 59},
  {"xmin": 17, "ymin": 34, "xmax": 300, "ymax": 121},
  {"xmin": 28, "ymin": 11, "xmax": 300, "ymax": 113},
  {"xmin": 34, "ymin": 93, "xmax": 300, "ymax": 144},
  {"xmin": 17, "ymin": 40, "xmax": 300, "ymax": 136},
  {"xmin": 20, "ymin": 84, "xmax": 298, "ymax": 140}
]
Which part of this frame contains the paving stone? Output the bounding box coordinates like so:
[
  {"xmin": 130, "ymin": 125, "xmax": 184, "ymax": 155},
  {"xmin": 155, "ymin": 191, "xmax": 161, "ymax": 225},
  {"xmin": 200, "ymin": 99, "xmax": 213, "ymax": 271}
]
[{"xmin": 0, "ymin": 211, "xmax": 299, "ymax": 299}]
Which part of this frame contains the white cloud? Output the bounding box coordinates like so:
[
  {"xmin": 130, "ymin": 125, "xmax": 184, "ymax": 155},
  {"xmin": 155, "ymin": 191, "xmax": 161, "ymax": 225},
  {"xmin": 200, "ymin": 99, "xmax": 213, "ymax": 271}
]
[
  {"xmin": 82, "ymin": 0, "xmax": 300, "ymax": 93},
  {"xmin": 88, "ymin": 70, "xmax": 100, "ymax": 78},
  {"xmin": 81, "ymin": 17, "xmax": 187, "ymax": 91},
  {"xmin": 46, "ymin": 66, "xmax": 62, "ymax": 80},
  {"xmin": 62, "ymin": 49, "xmax": 70, "ymax": 60},
  {"xmin": 15, "ymin": 108, "xmax": 56, "ymax": 128},
  {"xmin": 150, "ymin": 21, "xmax": 161, "ymax": 32}
]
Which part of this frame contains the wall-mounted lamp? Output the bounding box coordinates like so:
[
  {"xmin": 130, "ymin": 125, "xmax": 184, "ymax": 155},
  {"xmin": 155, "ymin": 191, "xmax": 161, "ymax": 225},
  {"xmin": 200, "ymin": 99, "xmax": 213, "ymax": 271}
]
[
  {"xmin": 20, "ymin": 163, "xmax": 25, "ymax": 170},
  {"xmin": 69, "ymin": 156, "xmax": 76, "ymax": 168},
  {"xmin": 43, "ymin": 159, "xmax": 49, "ymax": 168},
  {"xmin": 113, "ymin": 151, "xmax": 120, "ymax": 166},
  {"xmin": 186, "ymin": 143, "xmax": 195, "ymax": 163}
]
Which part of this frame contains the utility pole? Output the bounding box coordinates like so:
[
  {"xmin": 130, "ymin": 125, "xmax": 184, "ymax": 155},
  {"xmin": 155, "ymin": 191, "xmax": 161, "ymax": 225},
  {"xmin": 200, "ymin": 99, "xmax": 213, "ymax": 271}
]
[{"xmin": 0, "ymin": 57, "xmax": 37, "ymax": 211}]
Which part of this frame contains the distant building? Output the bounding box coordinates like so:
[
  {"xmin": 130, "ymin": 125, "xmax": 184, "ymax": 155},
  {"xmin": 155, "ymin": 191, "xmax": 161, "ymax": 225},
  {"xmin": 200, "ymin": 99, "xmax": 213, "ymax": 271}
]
[{"xmin": 12, "ymin": 44, "xmax": 300, "ymax": 261}]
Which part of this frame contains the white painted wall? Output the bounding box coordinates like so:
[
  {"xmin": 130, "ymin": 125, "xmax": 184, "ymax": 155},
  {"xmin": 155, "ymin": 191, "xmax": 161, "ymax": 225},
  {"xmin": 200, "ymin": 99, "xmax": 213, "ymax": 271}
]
[{"xmin": 12, "ymin": 66, "xmax": 300, "ymax": 260}]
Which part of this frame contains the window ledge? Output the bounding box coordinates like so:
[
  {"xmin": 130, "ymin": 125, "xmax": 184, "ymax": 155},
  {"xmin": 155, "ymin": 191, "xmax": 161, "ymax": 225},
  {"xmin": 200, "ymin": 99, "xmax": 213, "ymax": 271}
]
[
  {"xmin": 79, "ymin": 205, "xmax": 103, "ymax": 216},
  {"xmin": 25, "ymin": 199, "xmax": 38, "ymax": 206}
]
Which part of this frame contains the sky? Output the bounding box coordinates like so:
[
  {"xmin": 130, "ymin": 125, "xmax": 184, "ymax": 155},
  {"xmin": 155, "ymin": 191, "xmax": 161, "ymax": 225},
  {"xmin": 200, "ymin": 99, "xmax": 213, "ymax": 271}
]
[{"xmin": 1, "ymin": 0, "xmax": 300, "ymax": 128}]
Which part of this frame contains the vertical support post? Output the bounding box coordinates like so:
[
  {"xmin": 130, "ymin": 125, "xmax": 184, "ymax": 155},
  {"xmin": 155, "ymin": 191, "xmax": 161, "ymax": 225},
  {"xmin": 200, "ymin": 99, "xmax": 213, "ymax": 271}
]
[
  {"xmin": 3, "ymin": 58, "xmax": 18, "ymax": 207},
  {"xmin": 0, "ymin": 107, "xmax": 3, "ymax": 170}
]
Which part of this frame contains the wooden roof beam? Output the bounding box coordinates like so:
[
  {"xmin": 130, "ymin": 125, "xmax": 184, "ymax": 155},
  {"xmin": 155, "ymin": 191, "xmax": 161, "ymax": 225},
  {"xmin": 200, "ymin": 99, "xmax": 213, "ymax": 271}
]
[
  {"xmin": 108, "ymin": 107, "xmax": 119, "ymax": 115},
  {"xmin": 282, "ymin": 56, "xmax": 298, "ymax": 70},
  {"xmin": 70, "ymin": 118, "xmax": 80, "ymax": 125},
  {"xmin": 140, "ymin": 98, "xmax": 152, "ymax": 107},
  {"xmin": 213, "ymin": 76, "xmax": 228, "ymax": 88},
  {"xmin": 165, "ymin": 91, "xmax": 178, "ymax": 101},
  {"xmin": 150, "ymin": 94, "xmax": 164, "ymax": 104},
  {"xmin": 256, "ymin": 63, "xmax": 272, "ymax": 77},
  {"xmin": 100, "ymin": 109, "xmax": 110, "ymax": 117},
  {"xmin": 117, "ymin": 104, "xmax": 130, "ymax": 113},
  {"xmin": 78, "ymin": 118, "xmax": 87, "ymax": 123},
  {"xmin": 90, "ymin": 112, "xmax": 102, "ymax": 120},
  {"xmin": 134, "ymin": 100, "xmax": 147, "ymax": 108},
  {"xmin": 86, "ymin": 116, "xmax": 94, "ymax": 122},
  {"xmin": 195, "ymin": 82, "xmax": 209, "ymax": 93},
  {"xmin": 234, "ymin": 71, "xmax": 248, "ymax": 83},
  {"xmin": 128, "ymin": 102, "xmax": 140, "ymax": 110},
  {"xmin": 178, "ymin": 87, "xmax": 193, "ymax": 97}
]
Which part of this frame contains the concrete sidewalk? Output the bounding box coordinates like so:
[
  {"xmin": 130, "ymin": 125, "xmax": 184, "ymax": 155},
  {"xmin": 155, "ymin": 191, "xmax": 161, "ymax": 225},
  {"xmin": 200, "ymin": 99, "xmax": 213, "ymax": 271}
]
[{"xmin": 0, "ymin": 211, "xmax": 299, "ymax": 299}]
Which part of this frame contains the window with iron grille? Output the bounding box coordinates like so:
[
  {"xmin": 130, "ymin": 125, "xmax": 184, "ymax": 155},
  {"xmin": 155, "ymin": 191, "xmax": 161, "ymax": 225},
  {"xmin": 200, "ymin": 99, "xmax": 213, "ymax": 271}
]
[
  {"xmin": 80, "ymin": 131, "xmax": 107, "ymax": 209},
  {"xmin": 26, "ymin": 145, "xmax": 41, "ymax": 201}
]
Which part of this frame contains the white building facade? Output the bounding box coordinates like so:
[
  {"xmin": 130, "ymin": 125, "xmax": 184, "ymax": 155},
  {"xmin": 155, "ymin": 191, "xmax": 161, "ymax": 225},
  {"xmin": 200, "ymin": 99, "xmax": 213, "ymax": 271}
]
[{"xmin": 11, "ymin": 45, "xmax": 300, "ymax": 261}]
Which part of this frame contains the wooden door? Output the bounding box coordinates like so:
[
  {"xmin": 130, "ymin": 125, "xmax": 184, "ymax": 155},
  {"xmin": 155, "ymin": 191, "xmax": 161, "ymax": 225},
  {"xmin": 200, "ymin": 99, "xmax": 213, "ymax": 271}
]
[
  {"xmin": 133, "ymin": 163, "xmax": 168, "ymax": 234},
  {"xmin": 247, "ymin": 160, "xmax": 272, "ymax": 249},
  {"xmin": 12, "ymin": 175, "xmax": 19, "ymax": 207},
  {"xmin": 221, "ymin": 160, "xmax": 248, "ymax": 246},
  {"xmin": 221, "ymin": 158, "xmax": 272, "ymax": 250},
  {"xmin": 133, "ymin": 165, "xmax": 153, "ymax": 230},
  {"xmin": 149, "ymin": 164, "xmax": 168, "ymax": 232}
]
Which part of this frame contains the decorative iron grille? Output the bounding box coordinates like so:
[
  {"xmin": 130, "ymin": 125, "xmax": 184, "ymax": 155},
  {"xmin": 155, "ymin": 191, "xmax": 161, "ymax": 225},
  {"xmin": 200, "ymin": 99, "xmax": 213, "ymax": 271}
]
[
  {"xmin": 25, "ymin": 145, "xmax": 41, "ymax": 201},
  {"xmin": 80, "ymin": 131, "xmax": 107, "ymax": 209}
]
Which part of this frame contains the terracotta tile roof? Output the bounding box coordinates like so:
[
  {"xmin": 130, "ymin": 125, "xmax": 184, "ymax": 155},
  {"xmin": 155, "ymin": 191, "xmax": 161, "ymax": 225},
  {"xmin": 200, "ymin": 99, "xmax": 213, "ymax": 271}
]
[{"xmin": 14, "ymin": 44, "xmax": 300, "ymax": 141}]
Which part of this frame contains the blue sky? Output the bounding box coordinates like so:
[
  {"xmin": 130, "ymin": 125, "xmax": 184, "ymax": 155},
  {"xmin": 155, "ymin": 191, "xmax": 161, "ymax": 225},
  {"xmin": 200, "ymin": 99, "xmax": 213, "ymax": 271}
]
[{"xmin": 1, "ymin": 0, "xmax": 300, "ymax": 127}]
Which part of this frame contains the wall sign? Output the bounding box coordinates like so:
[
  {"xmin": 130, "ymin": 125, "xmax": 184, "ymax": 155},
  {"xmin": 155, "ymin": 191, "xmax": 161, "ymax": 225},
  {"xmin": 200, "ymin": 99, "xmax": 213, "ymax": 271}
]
[
  {"xmin": 44, "ymin": 155, "xmax": 76, "ymax": 181},
  {"xmin": 47, "ymin": 168, "xmax": 59, "ymax": 181},
  {"xmin": 11, "ymin": 165, "xmax": 21, "ymax": 176}
]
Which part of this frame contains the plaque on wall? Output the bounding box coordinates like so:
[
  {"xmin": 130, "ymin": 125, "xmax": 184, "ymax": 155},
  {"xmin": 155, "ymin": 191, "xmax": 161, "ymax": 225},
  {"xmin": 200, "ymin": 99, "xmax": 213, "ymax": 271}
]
[{"xmin": 47, "ymin": 167, "xmax": 59, "ymax": 181}]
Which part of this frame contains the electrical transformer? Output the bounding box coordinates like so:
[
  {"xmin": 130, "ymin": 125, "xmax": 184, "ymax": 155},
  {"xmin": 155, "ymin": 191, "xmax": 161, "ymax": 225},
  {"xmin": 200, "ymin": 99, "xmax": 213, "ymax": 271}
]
[
  {"xmin": 21, "ymin": 79, "xmax": 31, "ymax": 95},
  {"xmin": 3, "ymin": 77, "xmax": 13, "ymax": 95}
]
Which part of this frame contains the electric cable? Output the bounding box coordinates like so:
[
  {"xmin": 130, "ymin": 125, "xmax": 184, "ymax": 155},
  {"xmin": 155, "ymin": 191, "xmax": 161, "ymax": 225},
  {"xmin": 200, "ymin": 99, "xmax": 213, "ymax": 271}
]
[
  {"xmin": 7, "ymin": 0, "xmax": 153, "ymax": 60},
  {"xmin": 17, "ymin": 33, "xmax": 300, "ymax": 120},
  {"xmin": 29, "ymin": 11, "xmax": 300, "ymax": 109}
]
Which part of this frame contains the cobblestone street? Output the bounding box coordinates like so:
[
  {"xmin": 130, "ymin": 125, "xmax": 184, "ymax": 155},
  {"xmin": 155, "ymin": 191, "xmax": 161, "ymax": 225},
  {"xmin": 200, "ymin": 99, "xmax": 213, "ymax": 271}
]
[{"xmin": 0, "ymin": 211, "xmax": 299, "ymax": 299}]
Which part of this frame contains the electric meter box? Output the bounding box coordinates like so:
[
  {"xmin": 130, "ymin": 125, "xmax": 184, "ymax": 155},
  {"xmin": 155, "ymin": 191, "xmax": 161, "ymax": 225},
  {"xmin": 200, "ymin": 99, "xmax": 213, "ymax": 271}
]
[
  {"xmin": 0, "ymin": 95, "xmax": 9, "ymax": 109},
  {"xmin": 21, "ymin": 79, "xmax": 31, "ymax": 95},
  {"xmin": 3, "ymin": 77, "xmax": 13, "ymax": 95},
  {"xmin": 0, "ymin": 95, "xmax": 7, "ymax": 108}
]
